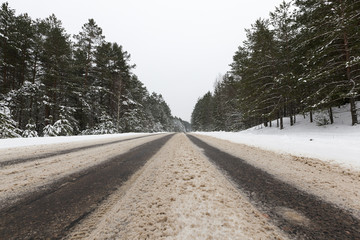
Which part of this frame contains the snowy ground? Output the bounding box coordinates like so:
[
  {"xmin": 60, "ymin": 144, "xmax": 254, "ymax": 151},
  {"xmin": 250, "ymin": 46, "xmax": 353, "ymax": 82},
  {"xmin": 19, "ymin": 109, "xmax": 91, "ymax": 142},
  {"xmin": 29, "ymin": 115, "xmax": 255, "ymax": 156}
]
[{"xmin": 196, "ymin": 104, "xmax": 360, "ymax": 170}]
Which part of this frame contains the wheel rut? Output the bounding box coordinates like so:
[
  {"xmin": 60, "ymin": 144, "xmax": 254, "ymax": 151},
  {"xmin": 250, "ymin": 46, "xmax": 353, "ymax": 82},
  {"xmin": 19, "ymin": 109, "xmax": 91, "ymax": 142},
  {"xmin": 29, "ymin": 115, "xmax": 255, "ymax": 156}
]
[
  {"xmin": 187, "ymin": 134, "xmax": 360, "ymax": 240},
  {"xmin": 0, "ymin": 134, "xmax": 173, "ymax": 240},
  {"xmin": 0, "ymin": 134, "xmax": 156, "ymax": 168}
]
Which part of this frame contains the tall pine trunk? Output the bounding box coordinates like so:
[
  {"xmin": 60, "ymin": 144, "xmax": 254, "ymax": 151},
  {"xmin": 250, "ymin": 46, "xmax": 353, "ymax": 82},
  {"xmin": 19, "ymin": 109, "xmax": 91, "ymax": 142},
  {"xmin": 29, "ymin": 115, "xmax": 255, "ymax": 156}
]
[
  {"xmin": 116, "ymin": 78, "xmax": 122, "ymax": 132},
  {"xmin": 329, "ymin": 107, "xmax": 334, "ymax": 124},
  {"xmin": 279, "ymin": 108, "xmax": 284, "ymax": 130},
  {"xmin": 264, "ymin": 120, "xmax": 268, "ymax": 127},
  {"xmin": 289, "ymin": 105, "xmax": 294, "ymax": 126},
  {"xmin": 344, "ymin": 32, "xmax": 358, "ymax": 125},
  {"xmin": 2, "ymin": 65, "xmax": 7, "ymax": 93},
  {"xmin": 350, "ymin": 98, "xmax": 357, "ymax": 125},
  {"xmin": 32, "ymin": 53, "xmax": 38, "ymax": 83},
  {"xmin": 53, "ymin": 78, "xmax": 57, "ymax": 121},
  {"xmin": 341, "ymin": 0, "xmax": 358, "ymax": 125},
  {"xmin": 2, "ymin": 36, "xmax": 8, "ymax": 93}
]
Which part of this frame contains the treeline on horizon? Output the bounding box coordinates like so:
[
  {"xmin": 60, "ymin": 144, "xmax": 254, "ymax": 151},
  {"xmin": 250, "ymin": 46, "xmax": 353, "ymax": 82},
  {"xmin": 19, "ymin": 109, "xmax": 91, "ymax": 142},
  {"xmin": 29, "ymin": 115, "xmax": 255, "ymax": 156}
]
[
  {"xmin": 191, "ymin": 0, "xmax": 360, "ymax": 131},
  {"xmin": 0, "ymin": 2, "xmax": 190, "ymax": 138}
]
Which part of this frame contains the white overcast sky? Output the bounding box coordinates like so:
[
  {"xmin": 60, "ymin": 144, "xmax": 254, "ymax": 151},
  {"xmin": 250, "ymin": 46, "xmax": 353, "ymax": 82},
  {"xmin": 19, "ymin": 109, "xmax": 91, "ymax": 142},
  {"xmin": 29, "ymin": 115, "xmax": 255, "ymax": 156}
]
[{"xmin": 7, "ymin": 0, "xmax": 285, "ymax": 122}]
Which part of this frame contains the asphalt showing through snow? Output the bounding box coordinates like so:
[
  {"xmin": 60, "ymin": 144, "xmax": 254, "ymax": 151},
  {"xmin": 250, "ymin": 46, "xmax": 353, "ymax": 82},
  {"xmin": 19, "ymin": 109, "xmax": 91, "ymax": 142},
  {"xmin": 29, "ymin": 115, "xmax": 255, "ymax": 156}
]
[
  {"xmin": 2, "ymin": 133, "xmax": 359, "ymax": 239},
  {"xmin": 0, "ymin": 134, "xmax": 156, "ymax": 168},
  {"xmin": 0, "ymin": 134, "xmax": 173, "ymax": 239},
  {"xmin": 187, "ymin": 134, "xmax": 360, "ymax": 240}
]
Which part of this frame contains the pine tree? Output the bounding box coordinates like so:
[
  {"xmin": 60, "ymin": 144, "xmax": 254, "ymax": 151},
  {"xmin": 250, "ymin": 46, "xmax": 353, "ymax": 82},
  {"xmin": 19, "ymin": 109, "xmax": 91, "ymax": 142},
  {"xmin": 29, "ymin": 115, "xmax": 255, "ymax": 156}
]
[
  {"xmin": 40, "ymin": 14, "xmax": 73, "ymax": 126},
  {"xmin": 22, "ymin": 119, "xmax": 38, "ymax": 138},
  {"xmin": 270, "ymin": 1, "xmax": 298, "ymax": 128},
  {"xmin": 295, "ymin": 0, "xmax": 360, "ymax": 125},
  {"xmin": 212, "ymin": 74, "xmax": 242, "ymax": 131},
  {"xmin": 6, "ymin": 80, "xmax": 44, "ymax": 131},
  {"xmin": 0, "ymin": 2, "xmax": 17, "ymax": 94},
  {"xmin": 0, "ymin": 3, "xmax": 178, "ymax": 137},
  {"xmin": 191, "ymin": 92, "xmax": 214, "ymax": 131},
  {"xmin": 145, "ymin": 93, "xmax": 174, "ymax": 132},
  {"xmin": 233, "ymin": 19, "xmax": 278, "ymax": 127},
  {"xmin": 74, "ymin": 19, "xmax": 105, "ymax": 87},
  {"xmin": 73, "ymin": 19, "xmax": 105, "ymax": 130},
  {"xmin": 0, "ymin": 102, "xmax": 22, "ymax": 138}
]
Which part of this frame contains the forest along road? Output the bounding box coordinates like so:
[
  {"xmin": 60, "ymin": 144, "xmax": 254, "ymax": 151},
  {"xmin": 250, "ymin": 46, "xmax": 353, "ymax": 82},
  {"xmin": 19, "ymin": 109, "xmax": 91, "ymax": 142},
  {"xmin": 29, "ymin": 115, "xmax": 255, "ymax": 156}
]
[{"xmin": 1, "ymin": 134, "xmax": 360, "ymax": 239}]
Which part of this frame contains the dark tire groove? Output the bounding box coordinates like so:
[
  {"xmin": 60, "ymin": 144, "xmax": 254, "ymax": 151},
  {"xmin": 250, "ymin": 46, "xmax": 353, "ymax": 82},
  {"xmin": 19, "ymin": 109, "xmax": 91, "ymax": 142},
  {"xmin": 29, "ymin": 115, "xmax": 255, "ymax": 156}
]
[
  {"xmin": 0, "ymin": 134, "xmax": 157, "ymax": 168},
  {"xmin": 0, "ymin": 134, "xmax": 173, "ymax": 240},
  {"xmin": 187, "ymin": 134, "xmax": 360, "ymax": 240}
]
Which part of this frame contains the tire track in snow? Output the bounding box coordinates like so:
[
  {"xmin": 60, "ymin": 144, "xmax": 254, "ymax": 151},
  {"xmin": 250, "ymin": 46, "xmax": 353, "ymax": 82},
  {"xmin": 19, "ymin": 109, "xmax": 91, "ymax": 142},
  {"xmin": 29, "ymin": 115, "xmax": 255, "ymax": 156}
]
[
  {"xmin": 0, "ymin": 134, "xmax": 173, "ymax": 239},
  {"xmin": 0, "ymin": 134, "xmax": 165, "ymax": 208},
  {"xmin": 66, "ymin": 133, "xmax": 287, "ymax": 240},
  {"xmin": 192, "ymin": 133, "xmax": 360, "ymax": 220},
  {"xmin": 0, "ymin": 134, "xmax": 157, "ymax": 167},
  {"xmin": 187, "ymin": 134, "xmax": 360, "ymax": 240}
]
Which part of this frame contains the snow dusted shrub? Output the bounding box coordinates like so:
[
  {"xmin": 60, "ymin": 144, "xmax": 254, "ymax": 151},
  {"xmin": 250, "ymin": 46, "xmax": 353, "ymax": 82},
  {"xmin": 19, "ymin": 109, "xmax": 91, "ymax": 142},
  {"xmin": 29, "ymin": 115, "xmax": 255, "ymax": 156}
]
[
  {"xmin": 0, "ymin": 103, "xmax": 22, "ymax": 138},
  {"xmin": 96, "ymin": 113, "xmax": 118, "ymax": 134},
  {"xmin": 82, "ymin": 113, "xmax": 118, "ymax": 135},
  {"xmin": 121, "ymin": 109, "xmax": 143, "ymax": 132},
  {"xmin": 315, "ymin": 111, "xmax": 330, "ymax": 126},
  {"xmin": 22, "ymin": 120, "xmax": 38, "ymax": 138},
  {"xmin": 96, "ymin": 121, "xmax": 117, "ymax": 134},
  {"xmin": 43, "ymin": 113, "xmax": 75, "ymax": 137},
  {"xmin": 43, "ymin": 124, "xmax": 57, "ymax": 137},
  {"xmin": 53, "ymin": 118, "xmax": 74, "ymax": 136},
  {"xmin": 152, "ymin": 122, "xmax": 164, "ymax": 132}
]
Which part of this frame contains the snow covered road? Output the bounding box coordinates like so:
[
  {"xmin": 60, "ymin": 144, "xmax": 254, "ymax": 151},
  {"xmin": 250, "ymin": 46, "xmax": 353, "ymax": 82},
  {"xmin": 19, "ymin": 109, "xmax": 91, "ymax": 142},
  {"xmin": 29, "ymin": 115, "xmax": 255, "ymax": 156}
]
[
  {"xmin": 189, "ymin": 134, "xmax": 360, "ymax": 239},
  {"xmin": 0, "ymin": 133, "xmax": 359, "ymax": 239},
  {"xmin": 0, "ymin": 133, "xmax": 172, "ymax": 238},
  {"xmin": 66, "ymin": 133, "xmax": 285, "ymax": 239},
  {"xmin": 0, "ymin": 133, "xmax": 164, "ymax": 208}
]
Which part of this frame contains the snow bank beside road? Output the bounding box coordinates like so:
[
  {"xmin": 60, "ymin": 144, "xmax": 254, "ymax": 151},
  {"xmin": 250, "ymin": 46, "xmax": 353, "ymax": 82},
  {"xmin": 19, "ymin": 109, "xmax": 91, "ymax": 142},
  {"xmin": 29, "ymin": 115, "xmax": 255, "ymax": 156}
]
[{"xmin": 196, "ymin": 106, "xmax": 360, "ymax": 170}]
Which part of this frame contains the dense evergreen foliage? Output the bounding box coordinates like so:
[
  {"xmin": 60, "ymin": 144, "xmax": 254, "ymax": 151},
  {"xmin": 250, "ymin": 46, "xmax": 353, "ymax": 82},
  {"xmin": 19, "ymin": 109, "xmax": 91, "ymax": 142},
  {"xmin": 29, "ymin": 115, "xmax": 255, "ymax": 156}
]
[
  {"xmin": 0, "ymin": 3, "xmax": 189, "ymax": 138},
  {"xmin": 191, "ymin": 0, "xmax": 360, "ymax": 131}
]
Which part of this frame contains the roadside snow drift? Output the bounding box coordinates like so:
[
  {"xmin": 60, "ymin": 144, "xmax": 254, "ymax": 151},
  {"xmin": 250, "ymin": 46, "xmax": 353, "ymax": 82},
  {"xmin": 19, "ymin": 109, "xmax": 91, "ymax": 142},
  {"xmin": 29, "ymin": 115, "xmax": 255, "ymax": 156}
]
[{"xmin": 196, "ymin": 105, "xmax": 360, "ymax": 170}]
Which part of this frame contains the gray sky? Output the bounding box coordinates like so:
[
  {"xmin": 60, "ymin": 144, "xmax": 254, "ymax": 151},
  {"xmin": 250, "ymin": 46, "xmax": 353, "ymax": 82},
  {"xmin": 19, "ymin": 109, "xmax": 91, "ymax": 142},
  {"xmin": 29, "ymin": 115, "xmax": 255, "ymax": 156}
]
[{"xmin": 7, "ymin": 0, "xmax": 285, "ymax": 122}]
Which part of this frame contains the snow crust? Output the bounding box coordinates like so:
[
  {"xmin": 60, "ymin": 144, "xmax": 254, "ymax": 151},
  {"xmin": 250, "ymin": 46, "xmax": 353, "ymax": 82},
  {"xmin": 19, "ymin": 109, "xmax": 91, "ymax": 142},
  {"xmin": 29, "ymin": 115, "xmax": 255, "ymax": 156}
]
[{"xmin": 196, "ymin": 105, "xmax": 360, "ymax": 170}]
